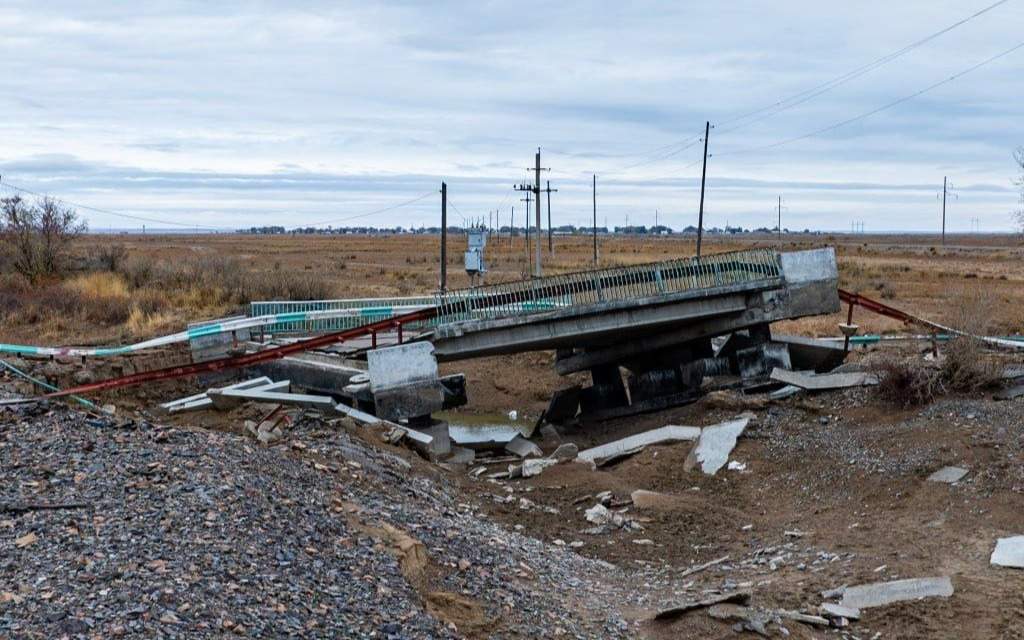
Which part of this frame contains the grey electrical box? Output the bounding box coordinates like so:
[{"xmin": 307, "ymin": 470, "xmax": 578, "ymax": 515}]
[{"xmin": 464, "ymin": 229, "xmax": 487, "ymax": 279}]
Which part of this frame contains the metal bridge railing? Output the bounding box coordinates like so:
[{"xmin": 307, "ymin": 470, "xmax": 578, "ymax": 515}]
[
  {"xmin": 249, "ymin": 296, "xmax": 437, "ymax": 334},
  {"xmin": 433, "ymin": 248, "xmax": 782, "ymax": 326}
]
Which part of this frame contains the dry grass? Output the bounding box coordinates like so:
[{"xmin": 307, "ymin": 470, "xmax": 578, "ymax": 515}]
[{"xmin": 3, "ymin": 231, "xmax": 1024, "ymax": 345}]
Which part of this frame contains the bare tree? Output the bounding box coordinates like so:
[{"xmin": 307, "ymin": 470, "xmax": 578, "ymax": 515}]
[{"xmin": 0, "ymin": 195, "xmax": 86, "ymax": 281}]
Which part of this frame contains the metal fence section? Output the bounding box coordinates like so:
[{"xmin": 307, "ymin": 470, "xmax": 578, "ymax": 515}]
[
  {"xmin": 433, "ymin": 248, "xmax": 782, "ymax": 326},
  {"xmin": 250, "ymin": 296, "xmax": 437, "ymax": 334}
]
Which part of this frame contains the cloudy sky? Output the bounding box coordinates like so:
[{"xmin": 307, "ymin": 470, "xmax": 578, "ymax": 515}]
[{"xmin": 1, "ymin": 1, "xmax": 1022, "ymax": 232}]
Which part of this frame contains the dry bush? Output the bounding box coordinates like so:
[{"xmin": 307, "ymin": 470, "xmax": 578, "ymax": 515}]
[
  {"xmin": 873, "ymin": 358, "xmax": 940, "ymax": 407},
  {"xmin": 62, "ymin": 272, "xmax": 132, "ymax": 325},
  {"xmin": 938, "ymin": 337, "xmax": 1002, "ymax": 392},
  {"xmin": 88, "ymin": 243, "xmax": 129, "ymax": 272}
]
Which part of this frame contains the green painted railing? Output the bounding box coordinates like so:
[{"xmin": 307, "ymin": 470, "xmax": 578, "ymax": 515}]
[
  {"xmin": 433, "ymin": 247, "xmax": 782, "ymax": 326},
  {"xmin": 249, "ymin": 296, "xmax": 436, "ymax": 334}
]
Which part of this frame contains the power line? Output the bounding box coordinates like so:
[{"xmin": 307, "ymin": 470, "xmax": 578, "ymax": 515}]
[
  {"xmin": 715, "ymin": 0, "xmax": 1012, "ymax": 134},
  {"xmin": 297, "ymin": 191, "xmax": 435, "ymax": 228},
  {"xmin": 0, "ymin": 180, "xmax": 222, "ymax": 230},
  {"xmin": 720, "ymin": 38, "xmax": 1024, "ymax": 157}
]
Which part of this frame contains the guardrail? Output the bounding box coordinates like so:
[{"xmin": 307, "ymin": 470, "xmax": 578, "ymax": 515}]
[
  {"xmin": 433, "ymin": 248, "xmax": 782, "ymax": 326},
  {"xmin": 249, "ymin": 296, "xmax": 437, "ymax": 335}
]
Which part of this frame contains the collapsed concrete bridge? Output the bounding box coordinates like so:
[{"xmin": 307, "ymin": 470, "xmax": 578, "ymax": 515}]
[{"xmin": 426, "ymin": 246, "xmax": 840, "ymax": 419}]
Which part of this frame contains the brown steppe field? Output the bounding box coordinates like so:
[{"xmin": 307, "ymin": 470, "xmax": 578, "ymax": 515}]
[
  {"xmin": 4, "ymin": 232, "xmax": 1024, "ymax": 639},
  {"xmin": 4, "ymin": 231, "xmax": 1023, "ymax": 346}
]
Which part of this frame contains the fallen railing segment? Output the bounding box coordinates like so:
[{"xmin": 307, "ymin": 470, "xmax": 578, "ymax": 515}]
[{"xmin": 838, "ymin": 288, "xmax": 1024, "ymax": 351}]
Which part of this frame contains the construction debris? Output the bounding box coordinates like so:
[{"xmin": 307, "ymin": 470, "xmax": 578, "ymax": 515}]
[
  {"xmin": 577, "ymin": 425, "xmax": 700, "ymax": 466},
  {"xmin": 927, "ymin": 466, "xmax": 968, "ymax": 484},
  {"xmin": 839, "ymin": 576, "xmax": 954, "ymax": 609},
  {"xmin": 208, "ymin": 388, "xmax": 335, "ymax": 412},
  {"xmin": 683, "ymin": 417, "xmax": 751, "ymax": 475},
  {"xmin": 654, "ymin": 590, "xmax": 752, "ymax": 621},
  {"xmin": 770, "ymin": 367, "xmax": 879, "ymax": 390},
  {"xmin": 448, "ymin": 424, "xmax": 527, "ymax": 449},
  {"xmin": 158, "ymin": 377, "xmax": 276, "ymax": 413},
  {"xmin": 548, "ymin": 442, "xmax": 579, "ymax": 461},
  {"xmin": 990, "ymin": 536, "xmax": 1024, "ymax": 568},
  {"xmin": 521, "ymin": 458, "xmax": 559, "ymax": 478},
  {"xmin": 820, "ymin": 603, "xmax": 861, "ymax": 621},
  {"xmin": 505, "ymin": 434, "xmax": 542, "ymax": 458}
]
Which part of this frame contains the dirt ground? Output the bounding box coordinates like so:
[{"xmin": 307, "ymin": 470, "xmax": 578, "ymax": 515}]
[{"xmin": 5, "ymin": 232, "xmax": 1024, "ymax": 638}]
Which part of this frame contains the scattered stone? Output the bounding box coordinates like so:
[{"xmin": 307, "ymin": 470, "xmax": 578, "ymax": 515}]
[
  {"xmin": 584, "ymin": 504, "xmax": 612, "ymax": 526},
  {"xmin": 927, "ymin": 466, "xmax": 968, "ymax": 484},
  {"xmin": 14, "ymin": 532, "xmax": 37, "ymax": 548},
  {"xmin": 840, "ymin": 576, "xmax": 954, "ymax": 609},
  {"xmin": 990, "ymin": 536, "xmax": 1024, "ymax": 568}
]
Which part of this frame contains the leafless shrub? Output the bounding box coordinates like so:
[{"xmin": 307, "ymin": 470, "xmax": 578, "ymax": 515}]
[
  {"xmin": 874, "ymin": 358, "xmax": 940, "ymax": 407},
  {"xmin": 90, "ymin": 243, "xmax": 129, "ymax": 272},
  {"xmin": 0, "ymin": 196, "xmax": 86, "ymax": 281},
  {"xmin": 937, "ymin": 337, "xmax": 1002, "ymax": 392}
]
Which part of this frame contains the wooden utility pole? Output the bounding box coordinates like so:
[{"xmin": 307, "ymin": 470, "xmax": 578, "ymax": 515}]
[
  {"xmin": 533, "ymin": 149, "xmax": 542, "ymax": 277},
  {"xmin": 592, "ymin": 174, "xmax": 598, "ymax": 267},
  {"xmin": 440, "ymin": 182, "xmax": 447, "ymax": 292},
  {"xmin": 778, "ymin": 195, "xmax": 782, "ymax": 245},
  {"xmin": 544, "ymin": 180, "xmax": 558, "ymax": 254},
  {"xmin": 696, "ymin": 121, "xmax": 710, "ymax": 258},
  {"xmin": 941, "ymin": 176, "xmax": 947, "ymax": 246},
  {"xmin": 509, "ymin": 206, "xmax": 515, "ymax": 248}
]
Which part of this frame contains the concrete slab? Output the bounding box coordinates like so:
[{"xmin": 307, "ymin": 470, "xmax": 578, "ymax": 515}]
[
  {"xmin": 505, "ymin": 435, "xmax": 543, "ymax": 458},
  {"xmin": 578, "ymin": 425, "xmax": 701, "ymax": 465},
  {"xmin": 770, "ymin": 367, "xmax": 879, "ymax": 390},
  {"xmin": 840, "ymin": 576, "xmax": 954, "ymax": 609},
  {"xmin": 200, "ymin": 380, "xmax": 291, "ymax": 410},
  {"xmin": 927, "ymin": 466, "xmax": 968, "ymax": 484},
  {"xmin": 654, "ymin": 591, "xmax": 752, "ymax": 620},
  {"xmin": 990, "ymin": 536, "xmax": 1024, "ymax": 568},
  {"xmin": 774, "ymin": 334, "xmax": 848, "ymax": 373},
  {"xmin": 208, "ymin": 388, "xmax": 335, "ymax": 412},
  {"xmin": 448, "ymin": 424, "xmax": 530, "ymax": 449},
  {"xmin": 820, "ymin": 603, "xmax": 860, "ymax": 620},
  {"xmin": 683, "ymin": 418, "xmax": 750, "ymax": 475},
  {"xmin": 768, "ymin": 385, "xmax": 801, "ymax": 400},
  {"xmin": 367, "ymin": 342, "xmax": 438, "ymax": 392},
  {"xmin": 160, "ymin": 377, "xmax": 273, "ymax": 413},
  {"xmin": 253, "ymin": 356, "xmax": 364, "ymax": 397}
]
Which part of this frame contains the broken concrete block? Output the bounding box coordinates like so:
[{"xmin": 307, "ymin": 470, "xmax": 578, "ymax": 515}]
[
  {"xmin": 367, "ymin": 342, "xmax": 444, "ymax": 421},
  {"xmin": 768, "ymin": 385, "xmax": 801, "ymax": 401},
  {"xmin": 840, "ymin": 576, "xmax": 953, "ymax": 609},
  {"xmin": 578, "ymin": 425, "xmax": 701, "ymax": 465},
  {"xmin": 448, "ymin": 424, "xmax": 526, "ymax": 449},
  {"xmin": 445, "ymin": 446, "xmax": 476, "ymax": 466},
  {"xmin": 522, "ymin": 458, "xmax": 559, "ymax": 478},
  {"xmin": 505, "ymin": 435, "xmax": 543, "ymax": 458},
  {"xmin": 683, "ymin": 417, "xmax": 750, "ymax": 475},
  {"xmin": 990, "ymin": 536, "xmax": 1024, "ymax": 568},
  {"xmin": 819, "ymin": 603, "xmax": 860, "ymax": 620},
  {"xmin": 584, "ymin": 503, "xmax": 611, "ymax": 525},
  {"xmin": 770, "ymin": 367, "xmax": 878, "ymax": 390},
  {"xmin": 654, "ymin": 590, "xmax": 752, "ymax": 621},
  {"xmin": 927, "ymin": 466, "xmax": 968, "ymax": 484},
  {"xmin": 548, "ymin": 443, "xmax": 578, "ymax": 461}
]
